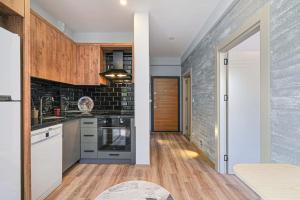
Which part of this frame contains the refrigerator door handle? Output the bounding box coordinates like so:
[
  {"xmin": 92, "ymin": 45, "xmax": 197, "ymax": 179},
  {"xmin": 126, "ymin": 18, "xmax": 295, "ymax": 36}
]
[
  {"xmin": 0, "ymin": 95, "xmax": 12, "ymax": 101},
  {"xmin": 0, "ymin": 95, "xmax": 21, "ymax": 102}
]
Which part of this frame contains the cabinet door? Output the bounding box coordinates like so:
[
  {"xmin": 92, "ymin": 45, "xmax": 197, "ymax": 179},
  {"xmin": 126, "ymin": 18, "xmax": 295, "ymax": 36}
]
[
  {"xmin": 76, "ymin": 45, "xmax": 101, "ymax": 85},
  {"xmin": 45, "ymin": 21, "xmax": 59, "ymax": 80},
  {"xmin": 31, "ymin": 13, "xmax": 46, "ymax": 79},
  {"xmin": 31, "ymin": 13, "xmax": 59, "ymax": 81},
  {"xmin": 63, "ymin": 120, "xmax": 80, "ymax": 172},
  {"xmin": 31, "ymin": 12, "xmax": 78, "ymax": 84},
  {"xmin": 70, "ymin": 42, "xmax": 78, "ymax": 85},
  {"xmin": 56, "ymin": 34, "xmax": 73, "ymax": 83}
]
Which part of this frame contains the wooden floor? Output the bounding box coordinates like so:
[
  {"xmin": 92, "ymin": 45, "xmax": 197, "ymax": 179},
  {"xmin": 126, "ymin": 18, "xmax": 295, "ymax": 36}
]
[{"xmin": 47, "ymin": 133, "xmax": 260, "ymax": 200}]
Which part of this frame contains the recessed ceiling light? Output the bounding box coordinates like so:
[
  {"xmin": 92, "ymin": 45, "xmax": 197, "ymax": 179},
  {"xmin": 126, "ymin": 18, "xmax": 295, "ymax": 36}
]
[{"xmin": 120, "ymin": 0, "xmax": 127, "ymax": 6}]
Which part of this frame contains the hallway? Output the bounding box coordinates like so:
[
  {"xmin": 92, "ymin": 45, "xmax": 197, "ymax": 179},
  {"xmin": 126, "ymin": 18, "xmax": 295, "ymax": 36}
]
[{"xmin": 47, "ymin": 133, "xmax": 259, "ymax": 200}]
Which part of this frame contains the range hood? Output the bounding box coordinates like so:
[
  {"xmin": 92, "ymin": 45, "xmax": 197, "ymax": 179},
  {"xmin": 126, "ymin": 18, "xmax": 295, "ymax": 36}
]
[{"xmin": 100, "ymin": 51, "xmax": 132, "ymax": 81}]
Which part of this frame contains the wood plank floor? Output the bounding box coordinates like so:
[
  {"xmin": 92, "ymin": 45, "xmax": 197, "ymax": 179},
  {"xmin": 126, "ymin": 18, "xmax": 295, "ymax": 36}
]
[{"xmin": 46, "ymin": 133, "xmax": 260, "ymax": 200}]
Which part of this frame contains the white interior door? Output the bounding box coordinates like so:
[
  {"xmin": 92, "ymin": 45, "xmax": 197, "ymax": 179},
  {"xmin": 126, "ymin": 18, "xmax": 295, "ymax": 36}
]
[{"xmin": 227, "ymin": 32, "xmax": 261, "ymax": 173}]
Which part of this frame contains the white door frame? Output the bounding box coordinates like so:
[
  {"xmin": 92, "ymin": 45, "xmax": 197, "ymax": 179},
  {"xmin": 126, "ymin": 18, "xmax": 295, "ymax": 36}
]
[
  {"xmin": 182, "ymin": 69, "xmax": 192, "ymax": 138},
  {"xmin": 215, "ymin": 4, "xmax": 271, "ymax": 173}
]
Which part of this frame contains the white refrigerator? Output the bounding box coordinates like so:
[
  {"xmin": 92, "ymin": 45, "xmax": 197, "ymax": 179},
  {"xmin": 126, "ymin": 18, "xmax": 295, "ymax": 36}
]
[{"xmin": 0, "ymin": 27, "xmax": 21, "ymax": 200}]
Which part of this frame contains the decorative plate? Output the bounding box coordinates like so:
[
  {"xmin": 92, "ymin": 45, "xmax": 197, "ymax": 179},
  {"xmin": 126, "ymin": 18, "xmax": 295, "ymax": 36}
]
[{"xmin": 78, "ymin": 96, "xmax": 94, "ymax": 114}]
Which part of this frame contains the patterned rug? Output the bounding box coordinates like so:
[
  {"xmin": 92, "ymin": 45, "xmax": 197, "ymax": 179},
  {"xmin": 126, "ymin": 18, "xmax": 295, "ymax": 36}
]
[{"xmin": 95, "ymin": 181, "xmax": 175, "ymax": 200}]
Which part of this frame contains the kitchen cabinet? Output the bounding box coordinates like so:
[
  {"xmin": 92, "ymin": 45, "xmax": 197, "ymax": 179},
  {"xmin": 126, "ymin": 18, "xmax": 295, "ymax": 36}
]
[
  {"xmin": 76, "ymin": 44, "xmax": 108, "ymax": 85},
  {"xmin": 30, "ymin": 12, "xmax": 107, "ymax": 85},
  {"xmin": 80, "ymin": 118, "xmax": 98, "ymax": 159},
  {"xmin": 30, "ymin": 11, "xmax": 133, "ymax": 85},
  {"xmin": 63, "ymin": 119, "xmax": 80, "ymax": 172},
  {"xmin": 0, "ymin": 0, "xmax": 24, "ymax": 16},
  {"xmin": 30, "ymin": 12, "xmax": 76, "ymax": 84}
]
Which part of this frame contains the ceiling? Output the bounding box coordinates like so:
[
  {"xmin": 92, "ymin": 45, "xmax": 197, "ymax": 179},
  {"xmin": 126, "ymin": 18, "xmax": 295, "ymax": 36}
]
[{"xmin": 32, "ymin": 0, "xmax": 229, "ymax": 58}]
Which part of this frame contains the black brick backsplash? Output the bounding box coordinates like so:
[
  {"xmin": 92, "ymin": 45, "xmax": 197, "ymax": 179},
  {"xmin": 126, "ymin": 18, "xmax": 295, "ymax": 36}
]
[{"xmin": 31, "ymin": 77, "xmax": 134, "ymax": 116}]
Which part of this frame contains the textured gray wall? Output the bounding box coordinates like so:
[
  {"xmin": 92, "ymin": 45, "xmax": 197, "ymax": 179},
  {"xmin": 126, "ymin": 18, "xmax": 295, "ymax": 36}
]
[
  {"xmin": 270, "ymin": 0, "xmax": 300, "ymax": 164},
  {"xmin": 182, "ymin": 0, "xmax": 300, "ymax": 165}
]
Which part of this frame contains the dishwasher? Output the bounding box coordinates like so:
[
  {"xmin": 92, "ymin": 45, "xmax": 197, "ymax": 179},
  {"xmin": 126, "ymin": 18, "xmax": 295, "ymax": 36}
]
[{"xmin": 31, "ymin": 124, "xmax": 63, "ymax": 200}]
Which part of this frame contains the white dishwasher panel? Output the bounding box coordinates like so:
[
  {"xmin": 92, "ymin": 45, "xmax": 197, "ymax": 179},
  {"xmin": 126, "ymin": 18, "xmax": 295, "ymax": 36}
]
[{"xmin": 31, "ymin": 125, "xmax": 62, "ymax": 200}]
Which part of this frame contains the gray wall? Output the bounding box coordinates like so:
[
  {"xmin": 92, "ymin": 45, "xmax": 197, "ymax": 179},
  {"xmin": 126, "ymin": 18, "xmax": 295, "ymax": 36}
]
[{"xmin": 182, "ymin": 0, "xmax": 300, "ymax": 165}]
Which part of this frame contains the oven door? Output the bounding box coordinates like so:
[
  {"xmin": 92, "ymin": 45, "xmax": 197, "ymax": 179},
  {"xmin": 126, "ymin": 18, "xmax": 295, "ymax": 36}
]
[{"xmin": 98, "ymin": 127, "xmax": 131, "ymax": 152}]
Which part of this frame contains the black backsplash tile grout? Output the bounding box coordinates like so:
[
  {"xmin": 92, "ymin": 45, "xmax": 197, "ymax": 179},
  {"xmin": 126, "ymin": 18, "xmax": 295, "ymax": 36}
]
[{"xmin": 31, "ymin": 77, "xmax": 134, "ymax": 116}]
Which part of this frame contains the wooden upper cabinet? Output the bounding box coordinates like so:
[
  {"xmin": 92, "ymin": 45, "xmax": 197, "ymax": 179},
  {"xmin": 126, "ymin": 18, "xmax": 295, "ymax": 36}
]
[
  {"xmin": 0, "ymin": 0, "xmax": 24, "ymax": 16},
  {"xmin": 76, "ymin": 44, "xmax": 103, "ymax": 85},
  {"xmin": 31, "ymin": 13, "xmax": 51, "ymax": 80},
  {"xmin": 30, "ymin": 11, "xmax": 76, "ymax": 84},
  {"xmin": 30, "ymin": 11, "xmax": 132, "ymax": 86}
]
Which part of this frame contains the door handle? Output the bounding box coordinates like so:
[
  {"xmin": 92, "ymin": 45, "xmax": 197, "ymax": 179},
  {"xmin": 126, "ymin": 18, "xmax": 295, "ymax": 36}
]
[
  {"xmin": 84, "ymin": 150, "xmax": 95, "ymax": 153},
  {"xmin": 84, "ymin": 134, "xmax": 94, "ymax": 137},
  {"xmin": 83, "ymin": 122, "xmax": 94, "ymax": 125}
]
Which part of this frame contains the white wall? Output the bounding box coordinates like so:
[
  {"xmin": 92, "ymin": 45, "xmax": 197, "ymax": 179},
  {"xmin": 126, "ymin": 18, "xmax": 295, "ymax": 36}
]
[
  {"xmin": 134, "ymin": 13, "xmax": 150, "ymax": 165},
  {"xmin": 227, "ymin": 32, "xmax": 261, "ymax": 173},
  {"xmin": 227, "ymin": 50, "xmax": 260, "ymax": 173},
  {"xmin": 150, "ymin": 57, "xmax": 181, "ymax": 77},
  {"xmin": 31, "ymin": 1, "xmax": 74, "ymax": 38},
  {"xmin": 150, "ymin": 65, "xmax": 181, "ymax": 77},
  {"xmin": 73, "ymin": 32, "xmax": 133, "ymax": 43},
  {"xmin": 31, "ymin": 0, "xmax": 133, "ymax": 43}
]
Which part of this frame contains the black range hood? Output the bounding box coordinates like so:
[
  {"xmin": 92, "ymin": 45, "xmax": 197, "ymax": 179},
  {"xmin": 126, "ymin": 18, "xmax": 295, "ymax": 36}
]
[{"xmin": 100, "ymin": 51, "xmax": 132, "ymax": 81}]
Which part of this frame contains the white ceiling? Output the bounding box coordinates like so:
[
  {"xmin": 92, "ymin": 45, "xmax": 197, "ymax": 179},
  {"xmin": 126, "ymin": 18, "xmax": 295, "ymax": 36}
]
[{"xmin": 32, "ymin": 0, "xmax": 231, "ymax": 58}]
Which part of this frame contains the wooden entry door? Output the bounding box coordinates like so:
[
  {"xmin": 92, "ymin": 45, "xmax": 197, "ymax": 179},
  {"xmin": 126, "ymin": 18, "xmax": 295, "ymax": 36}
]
[{"xmin": 152, "ymin": 77, "xmax": 179, "ymax": 132}]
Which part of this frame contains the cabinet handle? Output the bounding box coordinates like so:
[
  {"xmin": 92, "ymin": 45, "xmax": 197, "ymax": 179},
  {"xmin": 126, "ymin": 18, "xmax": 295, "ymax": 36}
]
[
  {"xmin": 83, "ymin": 134, "xmax": 94, "ymax": 137},
  {"xmin": 83, "ymin": 122, "xmax": 94, "ymax": 125},
  {"xmin": 109, "ymin": 153, "xmax": 120, "ymax": 156},
  {"xmin": 84, "ymin": 150, "xmax": 95, "ymax": 153}
]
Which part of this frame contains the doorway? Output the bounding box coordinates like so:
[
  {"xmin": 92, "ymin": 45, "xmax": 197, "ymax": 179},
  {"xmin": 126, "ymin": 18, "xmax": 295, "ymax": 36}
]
[
  {"xmin": 152, "ymin": 77, "xmax": 180, "ymax": 132},
  {"xmin": 182, "ymin": 73, "xmax": 192, "ymax": 140},
  {"xmin": 225, "ymin": 32, "xmax": 261, "ymax": 173},
  {"xmin": 216, "ymin": 5, "xmax": 271, "ymax": 174}
]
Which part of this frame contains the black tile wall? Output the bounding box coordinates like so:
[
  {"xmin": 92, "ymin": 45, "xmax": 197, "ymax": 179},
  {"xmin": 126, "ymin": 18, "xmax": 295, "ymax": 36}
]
[{"xmin": 31, "ymin": 77, "xmax": 134, "ymax": 116}]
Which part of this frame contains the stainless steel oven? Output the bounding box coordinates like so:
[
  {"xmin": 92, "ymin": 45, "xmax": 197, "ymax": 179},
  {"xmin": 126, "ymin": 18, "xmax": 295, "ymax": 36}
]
[
  {"xmin": 98, "ymin": 116, "xmax": 132, "ymax": 152},
  {"xmin": 98, "ymin": 127, "xmax": 131, "ymax": 151}
]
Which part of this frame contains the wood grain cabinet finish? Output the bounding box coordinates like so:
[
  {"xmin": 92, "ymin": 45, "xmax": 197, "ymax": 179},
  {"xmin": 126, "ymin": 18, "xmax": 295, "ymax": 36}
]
[
  {"xmin": 76, "ymin": 44, "xmax": 100, "ymax": 85},
  {"xmin": 30, "ymin": 12, "xmax": 77, "ymax": 84},
  {"xmin": 30, "ymin": 12, "xmax": 108, "ymax": 85},
  {"xmin": 0, "ymin": 0, "xmax": 24, "ymax": 16}
]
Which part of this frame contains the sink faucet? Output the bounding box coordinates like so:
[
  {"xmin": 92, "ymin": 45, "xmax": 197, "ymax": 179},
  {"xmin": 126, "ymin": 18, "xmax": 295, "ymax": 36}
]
[
  {"xmin": 61, "ymin": 96, "xmax": 70, "ymax": 113},
  {"xmin": 40, "ymin": 96, "xmax": 54, "ymax": 122}
]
